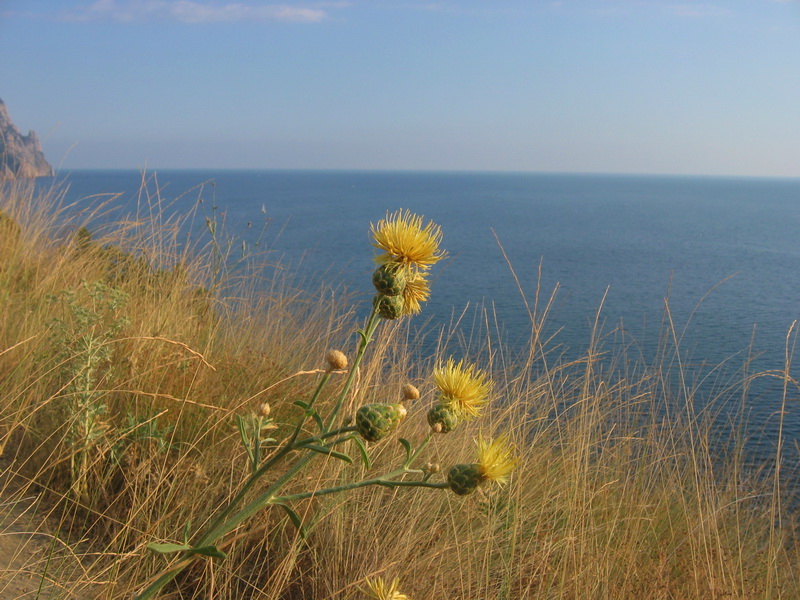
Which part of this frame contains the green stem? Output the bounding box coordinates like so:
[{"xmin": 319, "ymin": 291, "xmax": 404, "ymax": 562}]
[
  {"xmin": 135, "ymin": 306, "xmax": 383, "ymax": 599},
  {"xmin": 406, "ymin": 432, "xmax": 433, "ymax": 467},
  {"xmin": 326, "ymin": 304, "xmax": 381, "ymax": 429},
  {"xmin": 286, "ymin": 371, "xmax": 330, "ymax": 448},
  {"xmin": 272, "ymin": 471, "xmax": 449, "ymax": 504},
  {"xmin": 133, "ymin": 451, "xmax": 313, "ymax": 600},
  {"xmin": 252, "ymin": 416, "xmax": 262, "ymax": 474},
  {"xmin": 133, "ymin": 563, "xmax": 190, "ymax": 600},
  {"xmin": 295, "ymin": 425, "xmax": 358, "ymax": 447},
  {"xmin": 200, "ymin": 370, "xmax": 334, "ymax": 545},
  {"xmin": 198, "ymin": 452, "xmax": 315, "ymax": 545}
]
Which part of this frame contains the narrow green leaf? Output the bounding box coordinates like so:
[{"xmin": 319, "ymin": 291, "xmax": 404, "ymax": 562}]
[
  {"xmin": 300, "ymin": 443, "xmax": 353, "ymax": 464},
  {"xmin": 236, "ymin": 414, "xmax": 254, "ymax": 465},
  {"xmin": 235, "ymin": 414, "xmax": 247, "ymax": 445},
  {"xmin": 147, "ymin": 542, "xmax": 191, "ymax": 555},
  {"xmin": 398, "ymin": 438, "xmax": 412, "ymax": 465},
  {"xmin": 189, "ymin": 545, "xmax": 228, "ymax": 560},
  {"xmin": 275, "ymin": 502, "xmax": 308, "ymax": 538},
  {"xmin": 293, "ymin": 400, "xmax": 310, "ymax": 410},
  {"xmin": 252, "ymin": 429, "xmax": 261, "ymax": 472},
  {"xmin": 353, "ymin": 436, "xmax": 372, "ymax": 469},
  {"xmin": 309, "ymin": 409, "xmax": 325, "ymax": 433},
  {"xmin": 182, "ymin": 521, "xmax": 192, "ymax": 545}
]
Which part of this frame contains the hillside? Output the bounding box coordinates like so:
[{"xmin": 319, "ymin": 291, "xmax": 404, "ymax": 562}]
[{"xmin": 0, "ymin": 98, "xmax": 53, "ymax": 179}]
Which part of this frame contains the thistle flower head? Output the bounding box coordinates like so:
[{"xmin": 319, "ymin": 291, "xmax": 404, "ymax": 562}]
[
  {"xmin": 371, "ymin": 209, "xmax": 445, "ymax": 272},
  {"xmin": 476, "ymin": 433, "xmax": 518, "ymax": 485},
  {"xmin": 433, "ymin": 358, "xmax": 492, "ymax": 421},
  {"xmin": 361, "ymin": 576, "xmax": 411, "ymax": 600},
  {"xmin": 399, "ymin": 272, "xmax": 431, "ymax": 315}
]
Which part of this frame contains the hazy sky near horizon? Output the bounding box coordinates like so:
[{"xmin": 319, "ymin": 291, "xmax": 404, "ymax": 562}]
[{"xmin": 2, "ymin": 0, "xmax": 799, "ymax": 176}]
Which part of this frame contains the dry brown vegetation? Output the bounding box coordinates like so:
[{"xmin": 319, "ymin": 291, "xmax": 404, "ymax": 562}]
[{"xmin": 0, "ymin": 176, "xmax": 798, "ymax": 599}]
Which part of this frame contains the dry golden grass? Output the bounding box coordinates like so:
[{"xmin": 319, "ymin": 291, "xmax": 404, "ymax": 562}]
[{"xmin": 0, "ymin": 176, "xmax": 798, "ymax": 599}]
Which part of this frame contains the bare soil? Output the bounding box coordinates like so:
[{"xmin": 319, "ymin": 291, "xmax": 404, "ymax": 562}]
[{"xmin": 0, "ymin": 458, "xmax": 75, "ymax": 600}]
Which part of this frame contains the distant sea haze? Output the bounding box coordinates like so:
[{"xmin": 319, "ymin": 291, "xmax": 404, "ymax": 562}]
[{"xmin": 50, "ymin": 169, "xmax": 800, "ymax": 476}]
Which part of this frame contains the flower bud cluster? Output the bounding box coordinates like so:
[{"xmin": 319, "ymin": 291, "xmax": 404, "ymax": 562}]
[{"xmin": 370, "ymin": 209, "xmax": 446, "ymax": 319}]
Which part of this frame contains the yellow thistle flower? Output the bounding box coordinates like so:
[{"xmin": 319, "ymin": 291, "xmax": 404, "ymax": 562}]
[
  {"xmin": 433, "ymin": 358, "xmax": 492, "ymax": 420},
  {"xmin": 400, "ymin": 272, "xmax": 431, "ymax": 315},
  {"xmin": 476, "ymin": 433, "xmax": 518, "ymax": 485},
  {"xmin": 371, "ymin": 209, "xmax": 445, "ymax": 272},
  {"xmin": 361, "ymin": 576, "xmax": 411, "ymax": 600}
]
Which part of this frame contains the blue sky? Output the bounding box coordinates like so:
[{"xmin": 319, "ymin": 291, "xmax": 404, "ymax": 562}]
[{"xmin": 1, "ymin": 0, "xmax": 799, "ymax": 176}]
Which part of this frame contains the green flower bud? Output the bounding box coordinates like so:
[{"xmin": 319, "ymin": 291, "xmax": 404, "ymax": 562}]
[
  {"xmin": 372, "ymin": 264, "xmax": 407, "ymax": 296},
  {"xmin": 427, "ymin": 403, "xmax": 460, "ymax": 433},
  {"xmin": 356, "ymin": 403, "xmax": 408, "ymax": 442},
  {"xmin": 373, "ymin": 293, "xmax": 404, "ymax": 320},
  {"xmin": 447, "ymin": 463, "xmax": 484, "ymax": 496}
]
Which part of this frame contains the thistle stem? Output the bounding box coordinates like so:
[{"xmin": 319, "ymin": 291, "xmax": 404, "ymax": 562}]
[
  {"xmin": 197, "ymin": 452, "xmax": 315, "ymax": 546},
  {"xmin": 135, "ymin": 305, "xmax": 383, "ymax": 599},
  {"xmin": 271, "ymin": 470, "xmax": 449, "ymax": 504},
  {"xmin": 407, "ymin": 431, "xmax": 433, "ymax": 466},
  {"xmin": 286, "ymin": 371, "xmax": 330, "ymax": 448},
  {"xmin": 326, "ymin": 304, "xmax": 381, "ymax": 429},
  {"xmin": 200, "ymin": 369, "xmax": 335, "ymax": 544},
  {"xmin": 295, "ymin": 425, "xmax": 359, "ymax": 447}
]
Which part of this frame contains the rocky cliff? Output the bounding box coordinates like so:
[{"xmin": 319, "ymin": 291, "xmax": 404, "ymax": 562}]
[{"xmin": 0, "ymin": 98, "xmax": 54, "ymax": 179}]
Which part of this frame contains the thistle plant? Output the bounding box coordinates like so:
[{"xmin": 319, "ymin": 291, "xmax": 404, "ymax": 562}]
[
  {"xmin": 48, "ymin": 280, "xmax": 129, "ymax": 502},
  {"xmin": 134, "ymin": 209, "xmax": 518, "ymax": 599}
]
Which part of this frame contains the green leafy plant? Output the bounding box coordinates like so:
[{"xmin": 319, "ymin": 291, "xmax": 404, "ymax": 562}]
[{"xmin": 48, "ymin": 280, "xmax": 129, "ymax": 501}]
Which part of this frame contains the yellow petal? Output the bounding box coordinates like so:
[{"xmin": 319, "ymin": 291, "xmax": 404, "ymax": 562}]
[
  {"xmin": 433, "ymin": 358, "xmax": 492, "ymax": 420},
  {"xmin": 371, "ymin": 209, "xmax": 445, "ymax": 271},
  {"xmin": 476, "ymin": 433, "xmax": 519, "ymax": 485},
  {"xmin": 362, "ymin": 576, "xmax": 411, "ymax": 600},
  {"xmin": 400, "ymin": 272, "xmax": 431, "ymax": 315}
]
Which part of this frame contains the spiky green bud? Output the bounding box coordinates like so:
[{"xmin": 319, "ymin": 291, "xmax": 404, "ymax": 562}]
[
  {"xmin": 372, "ymin": 264, "xmax": 407, "ymax": 296},
  {"xmin": 447, "ymin": 463, "xmax": 484, "ymax": 496},
  {"xmin": 373, "ymin": 293, "xmax": 404, "ymax": 320},
  {"xmin": 356, "ymin": 403, "xmax": 407, "ymax": 442},
  {"xmin": 427, "ymin": 403, "xmax": 460, "ymax": 433}
]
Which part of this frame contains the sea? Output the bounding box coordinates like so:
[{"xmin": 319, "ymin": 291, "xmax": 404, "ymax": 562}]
[{"xmin": 36, "ymin": 169, "xmax": 800, "ymax": 489}]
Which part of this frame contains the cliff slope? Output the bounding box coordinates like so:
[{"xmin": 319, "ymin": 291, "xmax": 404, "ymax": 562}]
[{"xmin": 0, "ymin": 98, "xmax": 53, "ymax": 179}]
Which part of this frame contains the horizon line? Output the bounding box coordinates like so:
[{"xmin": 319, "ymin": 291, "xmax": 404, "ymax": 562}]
[{"xmin": 47, "ymin": 167, "xmax": 800, "ymax": 182}]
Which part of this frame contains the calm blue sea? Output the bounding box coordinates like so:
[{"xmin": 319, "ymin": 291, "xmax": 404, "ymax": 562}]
[{"xmin": 40, "ymin": 169, "xmax": 800, "ymax": 484}]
